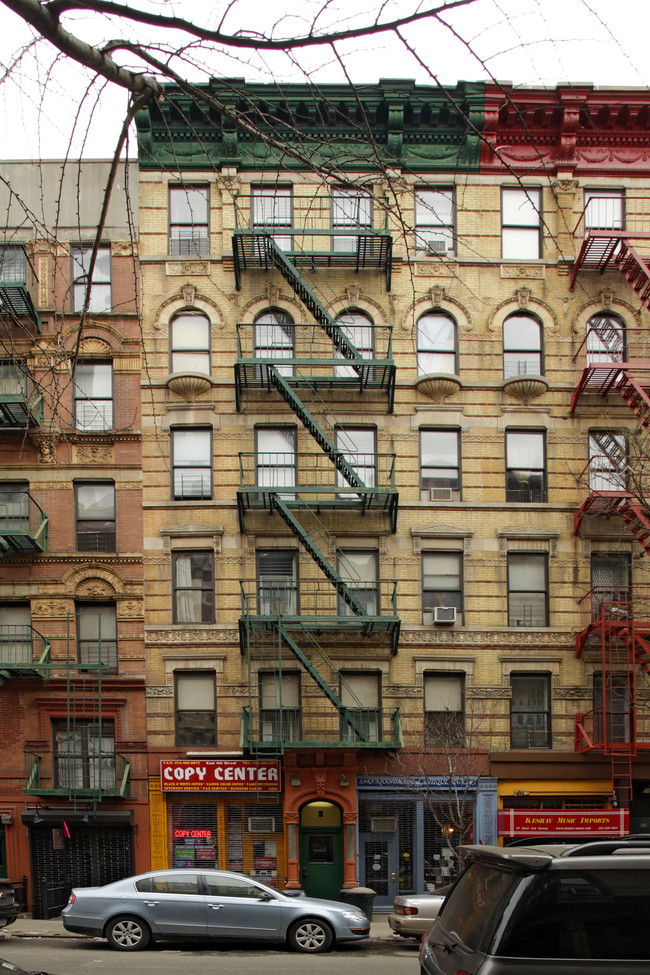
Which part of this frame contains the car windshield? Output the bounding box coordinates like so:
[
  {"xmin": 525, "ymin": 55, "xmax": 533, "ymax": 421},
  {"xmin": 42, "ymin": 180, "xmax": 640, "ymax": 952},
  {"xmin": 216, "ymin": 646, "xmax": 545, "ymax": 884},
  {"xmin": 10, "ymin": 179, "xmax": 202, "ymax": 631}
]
[{"xmin": 436, "ymin": 861, "xmax": 523, "ymax": 952}]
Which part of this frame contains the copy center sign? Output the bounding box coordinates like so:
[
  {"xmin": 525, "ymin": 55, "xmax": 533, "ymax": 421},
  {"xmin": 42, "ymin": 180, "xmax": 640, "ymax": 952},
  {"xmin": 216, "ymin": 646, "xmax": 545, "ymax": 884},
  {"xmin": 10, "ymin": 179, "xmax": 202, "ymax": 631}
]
[{"xmin": 160, "ymin": 758, "xmax": 281, "ymax": 792}]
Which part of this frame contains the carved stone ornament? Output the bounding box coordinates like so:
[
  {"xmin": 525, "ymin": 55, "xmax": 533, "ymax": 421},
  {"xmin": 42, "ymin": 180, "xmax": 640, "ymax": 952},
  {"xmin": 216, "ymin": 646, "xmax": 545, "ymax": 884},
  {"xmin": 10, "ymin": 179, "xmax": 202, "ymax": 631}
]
[
  {"xmin": 79, "ymin": 337, "xmax": 112, "ymax": 358},
  {"xmin": 415, "ymin": 373, "xmax": 462, "ymax": 402},
  {"xmin": 75, "ymin": 578, "xmax": 115, "ymax": 598},
  {"xmin": 166, "ymin": 372, "xmax": 212, "ymax": 402},
  {"xmin": 182, "ymin": 284, "xmax": 196, "ymax": 306},
  {"xmin": 501, "ymin": 375, "xmax": 548, "ymax": 405},
  {"xmin": 265, "ymin": 284, "xmax": 281, "ymax": 305},
  {"xmin": 429, "ymin": 285, "xmax": 446, "ymax": 308},
  {"xmin": 345, "ymin": 285, "xmax": 361, "ymax": 306}
]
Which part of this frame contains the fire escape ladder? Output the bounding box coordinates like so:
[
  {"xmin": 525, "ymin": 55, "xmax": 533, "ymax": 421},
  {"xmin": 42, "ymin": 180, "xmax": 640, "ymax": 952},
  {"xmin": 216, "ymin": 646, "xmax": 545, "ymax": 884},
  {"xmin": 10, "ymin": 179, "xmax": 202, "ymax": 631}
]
[
  {"xmin": 634, "ymin": 631, "xmax": 650, "ymax": 675},
  {"xmin": 269, "ymin": 495, "xmax": 367, "ymax": 618},
  {"xmin": 277, "ymin": 623, "xmax": 371, "ymax": 741},
  {"xmin": 570, "ymin": 233, "xmax": 623, "ymax": 291},
  {"xmin": 616, "ymin": 370, "xmax": 650, "ymax": 429},
  {"xmin": 614, "ymin": 496, "xmax": 650, "ymax": 554},
  {"xmin": 614, "ymin": 241, "xmax": 650, "ymax": 309},
  {"xmin": 601, "ymin": 608, "xmax": 636, "ymax": 808}
]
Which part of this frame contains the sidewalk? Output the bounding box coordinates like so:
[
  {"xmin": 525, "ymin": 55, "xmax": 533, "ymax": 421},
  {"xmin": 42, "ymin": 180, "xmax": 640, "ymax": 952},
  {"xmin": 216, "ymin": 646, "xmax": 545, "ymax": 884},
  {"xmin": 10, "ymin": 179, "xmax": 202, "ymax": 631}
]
[{"xmin": 2, "ymin": 913, "xmax": 398, "ymax": 941}]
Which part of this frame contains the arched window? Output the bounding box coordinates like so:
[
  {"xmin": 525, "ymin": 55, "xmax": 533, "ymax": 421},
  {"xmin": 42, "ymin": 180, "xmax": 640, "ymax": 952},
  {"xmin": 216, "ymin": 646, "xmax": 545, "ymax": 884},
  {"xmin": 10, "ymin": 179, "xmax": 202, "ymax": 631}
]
[
  {"xmin": 170, "ymin": 313, "xmax": 211, "ymax": 374},
  {"xmin": 254, "ymin": 309, "xmax": 295, "ymax": 377},
  {"xmin": 586, "ymin": 313, "xmax": 626, "ymax": 364},
  {"xmin": 503, "ymin": 313, "xmax": 542, "ymax": 379},
  {"xmin": 416, "ymin": 312, "xmax": 457, "ymax": 376},
  {"xmin": 334, "ymin": 310, "xmax": 374, "ymax": 377}
]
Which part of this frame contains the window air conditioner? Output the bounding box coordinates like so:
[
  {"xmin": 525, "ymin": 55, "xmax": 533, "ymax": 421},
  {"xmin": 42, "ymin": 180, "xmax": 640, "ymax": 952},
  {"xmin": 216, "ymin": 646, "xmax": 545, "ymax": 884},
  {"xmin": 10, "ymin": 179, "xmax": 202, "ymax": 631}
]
[
  {"xmin": 426, "ymin": 239, "xmax": 448, "ymax": 255},
  {"xmin": 370, "ymin": 816, "xmax": 398, "ymax": 833},
  {"xmin": 430, "ymin": 487, "xmax": 453, "ymax": 502},
  {"xmin": 247, "ymin": 816, "xmax": 276, "ymax": 833},
  {"xmin": 433, "ymin": 606, "xmax": 457, "ymax": 624}
]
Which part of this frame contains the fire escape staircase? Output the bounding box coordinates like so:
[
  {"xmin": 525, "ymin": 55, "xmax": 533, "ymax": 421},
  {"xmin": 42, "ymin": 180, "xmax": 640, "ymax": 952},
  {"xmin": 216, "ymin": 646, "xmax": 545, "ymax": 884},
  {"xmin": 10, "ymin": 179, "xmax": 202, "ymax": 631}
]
[
  {"xmin": 234, "ymin": 229, "xmax": 400, "ymax": 751},
  {"xmin": 570, "ymin": 231, "xmax": 650, "ymax": 313}
]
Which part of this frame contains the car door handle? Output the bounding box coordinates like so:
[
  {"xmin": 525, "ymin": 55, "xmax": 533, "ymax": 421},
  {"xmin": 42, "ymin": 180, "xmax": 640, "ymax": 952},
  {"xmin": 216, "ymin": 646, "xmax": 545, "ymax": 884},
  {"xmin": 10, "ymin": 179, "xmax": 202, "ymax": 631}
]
[
  {"xmin": 208, "ymin": 903, "xmax": 224, "ymax": 910},
  {"xmin": 144, "ymin": 901, "xmax": 159, "ymax": 907}
]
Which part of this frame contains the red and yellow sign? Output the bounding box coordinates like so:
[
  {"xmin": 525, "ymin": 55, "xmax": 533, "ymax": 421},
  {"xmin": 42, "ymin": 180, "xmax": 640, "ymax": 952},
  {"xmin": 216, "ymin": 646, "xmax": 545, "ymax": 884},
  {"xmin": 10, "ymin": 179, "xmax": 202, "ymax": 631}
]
[
  {"xmin": 160, "ymin": 759, "xmax": 281, "ymax": 792},
  {"xmin": 498, "ymin": 808, "xmax": 629, "ymax": 837}
]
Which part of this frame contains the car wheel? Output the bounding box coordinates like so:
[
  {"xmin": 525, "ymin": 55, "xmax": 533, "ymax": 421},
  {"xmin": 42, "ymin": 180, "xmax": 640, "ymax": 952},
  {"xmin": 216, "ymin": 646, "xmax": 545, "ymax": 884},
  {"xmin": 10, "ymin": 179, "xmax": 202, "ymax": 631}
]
[
  {"xmin": 106, "ymin": 915, "xmax": 151, "ymax": 951},
  {"xmin": 288, "ymin": 917, "xmax": 333, "ymax": 953}
]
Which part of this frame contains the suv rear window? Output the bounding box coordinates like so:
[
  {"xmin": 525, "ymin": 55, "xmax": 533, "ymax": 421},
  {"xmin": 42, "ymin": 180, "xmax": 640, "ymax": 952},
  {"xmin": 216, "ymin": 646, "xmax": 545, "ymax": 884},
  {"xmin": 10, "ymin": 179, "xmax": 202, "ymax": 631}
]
[
  {"xmin": 437, "ymin": 861, "xmax": 524, "ymax": 951},
  {"xmin": 498, "ymin": 867, "xmax": 650, "ymax": 960}
]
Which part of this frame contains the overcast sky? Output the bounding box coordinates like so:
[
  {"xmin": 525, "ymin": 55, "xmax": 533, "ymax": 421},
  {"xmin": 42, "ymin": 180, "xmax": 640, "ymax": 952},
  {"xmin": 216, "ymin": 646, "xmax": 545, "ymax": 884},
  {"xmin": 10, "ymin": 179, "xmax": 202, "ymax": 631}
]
[{"xmin": 0, "ymin": 0, "xmax": 647, "ymax": 159}]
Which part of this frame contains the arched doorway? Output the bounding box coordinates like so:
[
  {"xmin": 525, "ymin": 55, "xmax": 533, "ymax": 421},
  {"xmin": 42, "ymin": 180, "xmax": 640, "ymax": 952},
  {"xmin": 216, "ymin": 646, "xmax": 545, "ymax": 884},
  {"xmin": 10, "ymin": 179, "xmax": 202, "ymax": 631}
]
[{"xmin": 299, "ymin": 801, "xmax": 343, "ymax": 900}]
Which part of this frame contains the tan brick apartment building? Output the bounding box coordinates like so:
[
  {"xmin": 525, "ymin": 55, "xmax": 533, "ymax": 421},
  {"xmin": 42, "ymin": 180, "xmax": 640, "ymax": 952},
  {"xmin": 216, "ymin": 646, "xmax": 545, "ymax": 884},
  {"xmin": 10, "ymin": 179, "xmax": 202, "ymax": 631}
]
[
  {"xmin": 0, "ymin": 161, "xmax": 148, "ymax": 916},
  {"xmin": 134, "ymin": 79, "xmax": 650, "ymax": 907}
]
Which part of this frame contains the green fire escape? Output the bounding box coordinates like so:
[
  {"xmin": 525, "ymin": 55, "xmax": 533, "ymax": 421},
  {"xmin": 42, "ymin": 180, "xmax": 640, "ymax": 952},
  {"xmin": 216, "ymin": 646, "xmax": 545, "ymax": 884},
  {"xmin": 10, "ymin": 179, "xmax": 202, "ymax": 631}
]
[{"xmin": 234, "ymin": 210, "xmax": 401, "ymax": 754}]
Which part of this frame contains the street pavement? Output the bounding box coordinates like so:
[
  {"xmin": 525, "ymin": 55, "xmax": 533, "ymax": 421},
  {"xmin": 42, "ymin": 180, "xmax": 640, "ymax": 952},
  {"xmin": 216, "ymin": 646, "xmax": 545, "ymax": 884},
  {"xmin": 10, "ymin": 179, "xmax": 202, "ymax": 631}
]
[{"xmin": 1, "ymin": 913, "xmax": 398, "ymax": 942}]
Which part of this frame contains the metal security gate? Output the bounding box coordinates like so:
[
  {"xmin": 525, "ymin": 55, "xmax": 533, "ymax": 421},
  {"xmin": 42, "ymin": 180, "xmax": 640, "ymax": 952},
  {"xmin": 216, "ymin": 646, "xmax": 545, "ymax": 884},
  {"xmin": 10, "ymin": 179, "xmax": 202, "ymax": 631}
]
[{"xmin": 29, "ymin": 821, "xmax": 133, "ymax": 918}]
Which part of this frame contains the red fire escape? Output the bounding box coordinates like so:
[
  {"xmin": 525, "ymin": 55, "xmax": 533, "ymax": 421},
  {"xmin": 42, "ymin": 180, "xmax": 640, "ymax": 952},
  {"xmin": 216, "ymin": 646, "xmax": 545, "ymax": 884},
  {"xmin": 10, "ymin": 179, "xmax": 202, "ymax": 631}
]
[{"xmin": 571, "ymin": 224, "xmax": 650, "ymax": 806}]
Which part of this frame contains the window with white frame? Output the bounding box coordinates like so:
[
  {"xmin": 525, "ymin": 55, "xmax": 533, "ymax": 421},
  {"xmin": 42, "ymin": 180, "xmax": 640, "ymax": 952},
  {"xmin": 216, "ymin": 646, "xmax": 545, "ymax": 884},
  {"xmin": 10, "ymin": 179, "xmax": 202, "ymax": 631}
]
[
  {"xmin": 422, "ymin": 552, "xmax": 463, "ymax": 624},
  {"xmin": 510, "ymin": 673, "xmax": 551, "ymax": 748},
  {"xmin": 332, "ymin": 186, "xmax": 372, "ymax": 252},
  {"xmin": 424, "ymin": 672, "xmax": 465, "ymax": 746},
  {"xmin": 71, "ymin": 245, "xmax": 112, "ymax": 313},
  {"xmin": 172, "ymin": 551, "xmax": 215, "ymax": 624},
  {"xmin": 415, "ymin": 188, "xmax": 454, "ymax": 256},
  {"xmin": 259, "ymin": 671, "xmax": 301, "ymax": 742},
  {"xmin": 503, "ymin": 313, "xmax": 543, "ymax": 378},
  {"xmin": 505, "ymin": 430, "xmax": 546, "ymax": 503},
  {"xmin": 175, "ymin": 671, "xmax": 217, "ymax": 746},
  {"xmin": 340, "ymin": 671, "xmax": 381, "ymax": 742},
  {"xmin": 338, "ymin": 550, "xmax": 378, "ymax": 616},
  {"xmin": 416, "ymin": 312, "xmax": 457, "ymax": 375},
  {"xmin": 252, "ymin": 186, "xmax": 292, "ymax": 250},
  {"xmin": 254, "ymin": 310, "xmax": 295, "ymax": 377},
  {"xmin": 76, "ymin": 602, "xmax": 117, "ymax": 671},
  {"xmin": 169, "ymin": 185, "xmax": 209, "ymax": 256},
  {"xmin": 584, "ymin": 189, "xmax": 624, "ymax": 232},
  {"xmin": 0, "ymin": 603, "xmax": 32, "ymax": 665},
  {"xmin": 586, "ymin": 314, "xmax": 625, "ymax": 364},
  {"xmin": 507, "ymin": 553, "xmax": 548, "ymax": 627},
  {"xmin": 170, "ymin": 313, "xmax": 211, "ymax": 374},
  {"xmin": 501, "ymin": 187, "xmax": 541, "ymax": 259},
  {"xmin": 74, "ymin": 362, "xmax": 113, "ymax": 431},
  {"xmin": 257, "ymin": 550, "xmax": 298, "ymax": 617},
  {"xmin": 420, "ymin": 429, "xmax": 461, "ymax": 502},
  {"xmin": 335, "ymin": 426, "xmax": 376, "ymax": 490},
  {"xmin": 53, "ymin": 717, "xmax": 116, "ymax": 791},
  {"xmin": 171, "ymin": 428, "xmax": 212, "ymax": 500},
  {"xmin": 334, "ymin": 310, "xmax": 374, "ymax": 378},
  {"xmin": 588, "ymin": 430, "xmax": 626, "ymax": 492},
  {"xmin": 255, "ymin": 426, "xmax": 296, "ymax": 497},
  {"xmin": 75, "ymin": 482, "xmax": 115, "ymax": 552}
]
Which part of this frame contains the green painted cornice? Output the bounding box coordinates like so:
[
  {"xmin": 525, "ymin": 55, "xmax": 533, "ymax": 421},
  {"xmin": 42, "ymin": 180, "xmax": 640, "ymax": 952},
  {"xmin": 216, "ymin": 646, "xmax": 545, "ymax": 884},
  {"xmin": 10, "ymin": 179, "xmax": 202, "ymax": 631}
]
[{"xmin": 135, "ymin": 78, "xmax": 485, "ymax": 174}]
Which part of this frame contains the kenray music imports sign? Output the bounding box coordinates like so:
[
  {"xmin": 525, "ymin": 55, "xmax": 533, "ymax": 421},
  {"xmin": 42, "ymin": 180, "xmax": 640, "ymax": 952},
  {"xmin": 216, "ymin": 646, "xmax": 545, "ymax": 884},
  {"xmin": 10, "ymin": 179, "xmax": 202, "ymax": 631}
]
[
  {"xmin": 498, "ymin": 807, "xmax": 629, "ymax": 837},
  {"xmin": 160, "ymin": 759, "xmax": 281, "ymax": 793}
]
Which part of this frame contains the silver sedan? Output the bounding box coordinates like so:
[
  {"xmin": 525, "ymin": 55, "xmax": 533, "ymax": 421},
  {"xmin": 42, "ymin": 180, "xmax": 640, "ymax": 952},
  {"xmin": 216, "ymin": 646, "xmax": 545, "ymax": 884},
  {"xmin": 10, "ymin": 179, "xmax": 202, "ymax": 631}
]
[
  {"xmin": 388, "ymin": 885, "xmax": 452, "ymax": 938},
  {"xmin": 61, "ymin": 868, "xmax": 369, "ymax": 953}
]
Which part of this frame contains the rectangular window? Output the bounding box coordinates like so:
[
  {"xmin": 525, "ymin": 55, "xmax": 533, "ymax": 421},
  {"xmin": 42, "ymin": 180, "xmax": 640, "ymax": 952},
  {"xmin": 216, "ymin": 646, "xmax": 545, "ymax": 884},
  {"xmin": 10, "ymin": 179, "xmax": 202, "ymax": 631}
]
[
  {"xmin": 593, "ymin": 672, "xmax": 632, "ymax": 745},
  {"xmin": 422, "ymin": 552, "xmax": 463, "ymax": 624},
  {"xmin": 75, "ymin": 482, "xmax": 115, "ymax": 552},
  {"xmin": 175, "ymin": 671, "xmax": 217, "ymax": 746},
  {"xmin": 257, "ymin": 550, "xmax": 298, "ymax": 616},
  {"xmin": 259, "ymin": 671, "xmax": 301, "ymax": 742},
  {"xmin": 588, "ymin": 430, "xmax": 626, "ymax": 492},
  {"xmin": 590, "ymin": 552, "xmax": 631, "ymax": 620},
  {"xmin": 424, "ymin": 672, "xmax": 465, "ymax": 746},
  {"xmin": 53, "ymin": 718, "xmax": 116, "ymax": 790},
  {"xmin": 507, "ymin": 553, "xmax": 548, "ymax": 627},
  {"xmin": 420, "ymin": 429, "xmax": 461, "ymax": 502},
  {"xmin": 335, "ymin": 426, "xmax": 376, "ymax": 490},
  {"xmin": 415, "ymin": 188, "xmax": 455, "ymax": 256},
  {"xmin": 505, "ymin": 430, "xmax": 546, "ymax": 502},
  {"xmin": 169, "ymin": 185, "xmax": 209, "ymax": 256},
  {"xmin": 0, "ymin": 481, "xmax": 29, "ymax": 531},
  {"xmin": 71, "ymin": 245, "xmax": 112, "ymax": 313},
  {"xmin": 584, "ymin": 189, "xmax": 624, "ymax": 232},
  {"xmin": 501, "ymin": 187, "xmax": 541, "ymax": 259},
  {"xmin": 172, "ymin": 551, "xmax": 215, "ymax": 624},
  {"xmin": 338, "ymin": 550, "xmax": 378, "ymax": 616},
  {"xmin": 510, "ymin": 673, "xmax": 551, "ymax": 748},
  {"xmin": 255, "ymin": 427, "xmax": 297, "ymax": 497},
  {"xmin": 0, "ymin": 603, "xmax": 32, "ymax": 664},
  {"xmin": 74, "ymin": 363, "xmax": 113, "ymax": 431},
  {"xmin": 76, "ymin": 602, "xmax": 117, "ymax": 672},
  {"xmin": 172, "ymin": 428, "xmax": 212, "ymax": 500},
  {"xmin": 340, "ymin": 671, "xmax": 380, "ymax": 742},
  {"xmin": 252, "ymin": 186, "xmax": 293, "ymax": 250},
  {"xmin": 332, "ymin": 186, "xmax": 372, "ymax": 253}
]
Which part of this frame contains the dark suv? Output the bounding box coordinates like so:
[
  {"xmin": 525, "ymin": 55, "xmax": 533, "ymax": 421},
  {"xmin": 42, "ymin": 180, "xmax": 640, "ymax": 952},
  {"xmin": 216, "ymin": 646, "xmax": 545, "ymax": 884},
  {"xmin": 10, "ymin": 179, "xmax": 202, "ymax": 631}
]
[
  {"xmin": 0, "ymin": 879, "xmax": 20, "ymax": 929},
  {"xmin": 419, "ymin": 840, "xmax": 650, "ymax": 974}
]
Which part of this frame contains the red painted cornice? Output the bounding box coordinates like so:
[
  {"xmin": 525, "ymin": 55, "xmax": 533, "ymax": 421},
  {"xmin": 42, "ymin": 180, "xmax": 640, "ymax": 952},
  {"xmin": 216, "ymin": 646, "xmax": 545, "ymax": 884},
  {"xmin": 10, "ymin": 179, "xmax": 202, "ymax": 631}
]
[{"xmin": 481, "ymin": 83, "xmax": 650, "ymax": 177}]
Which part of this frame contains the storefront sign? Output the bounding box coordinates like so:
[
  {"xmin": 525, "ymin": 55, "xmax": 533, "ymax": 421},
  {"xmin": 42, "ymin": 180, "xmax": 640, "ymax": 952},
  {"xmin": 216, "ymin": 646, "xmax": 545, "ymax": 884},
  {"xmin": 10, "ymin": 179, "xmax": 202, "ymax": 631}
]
[
  {"xmin": 357, "ymin": 775, "xmax": 478, "ymax": 790},
  {"xmin": 160, "ymin": 759, "xmax": 281, "ymax": 792},
  {"xmin": 498, "ymin": 808, "xmax": 629, "ymax": 837}
]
